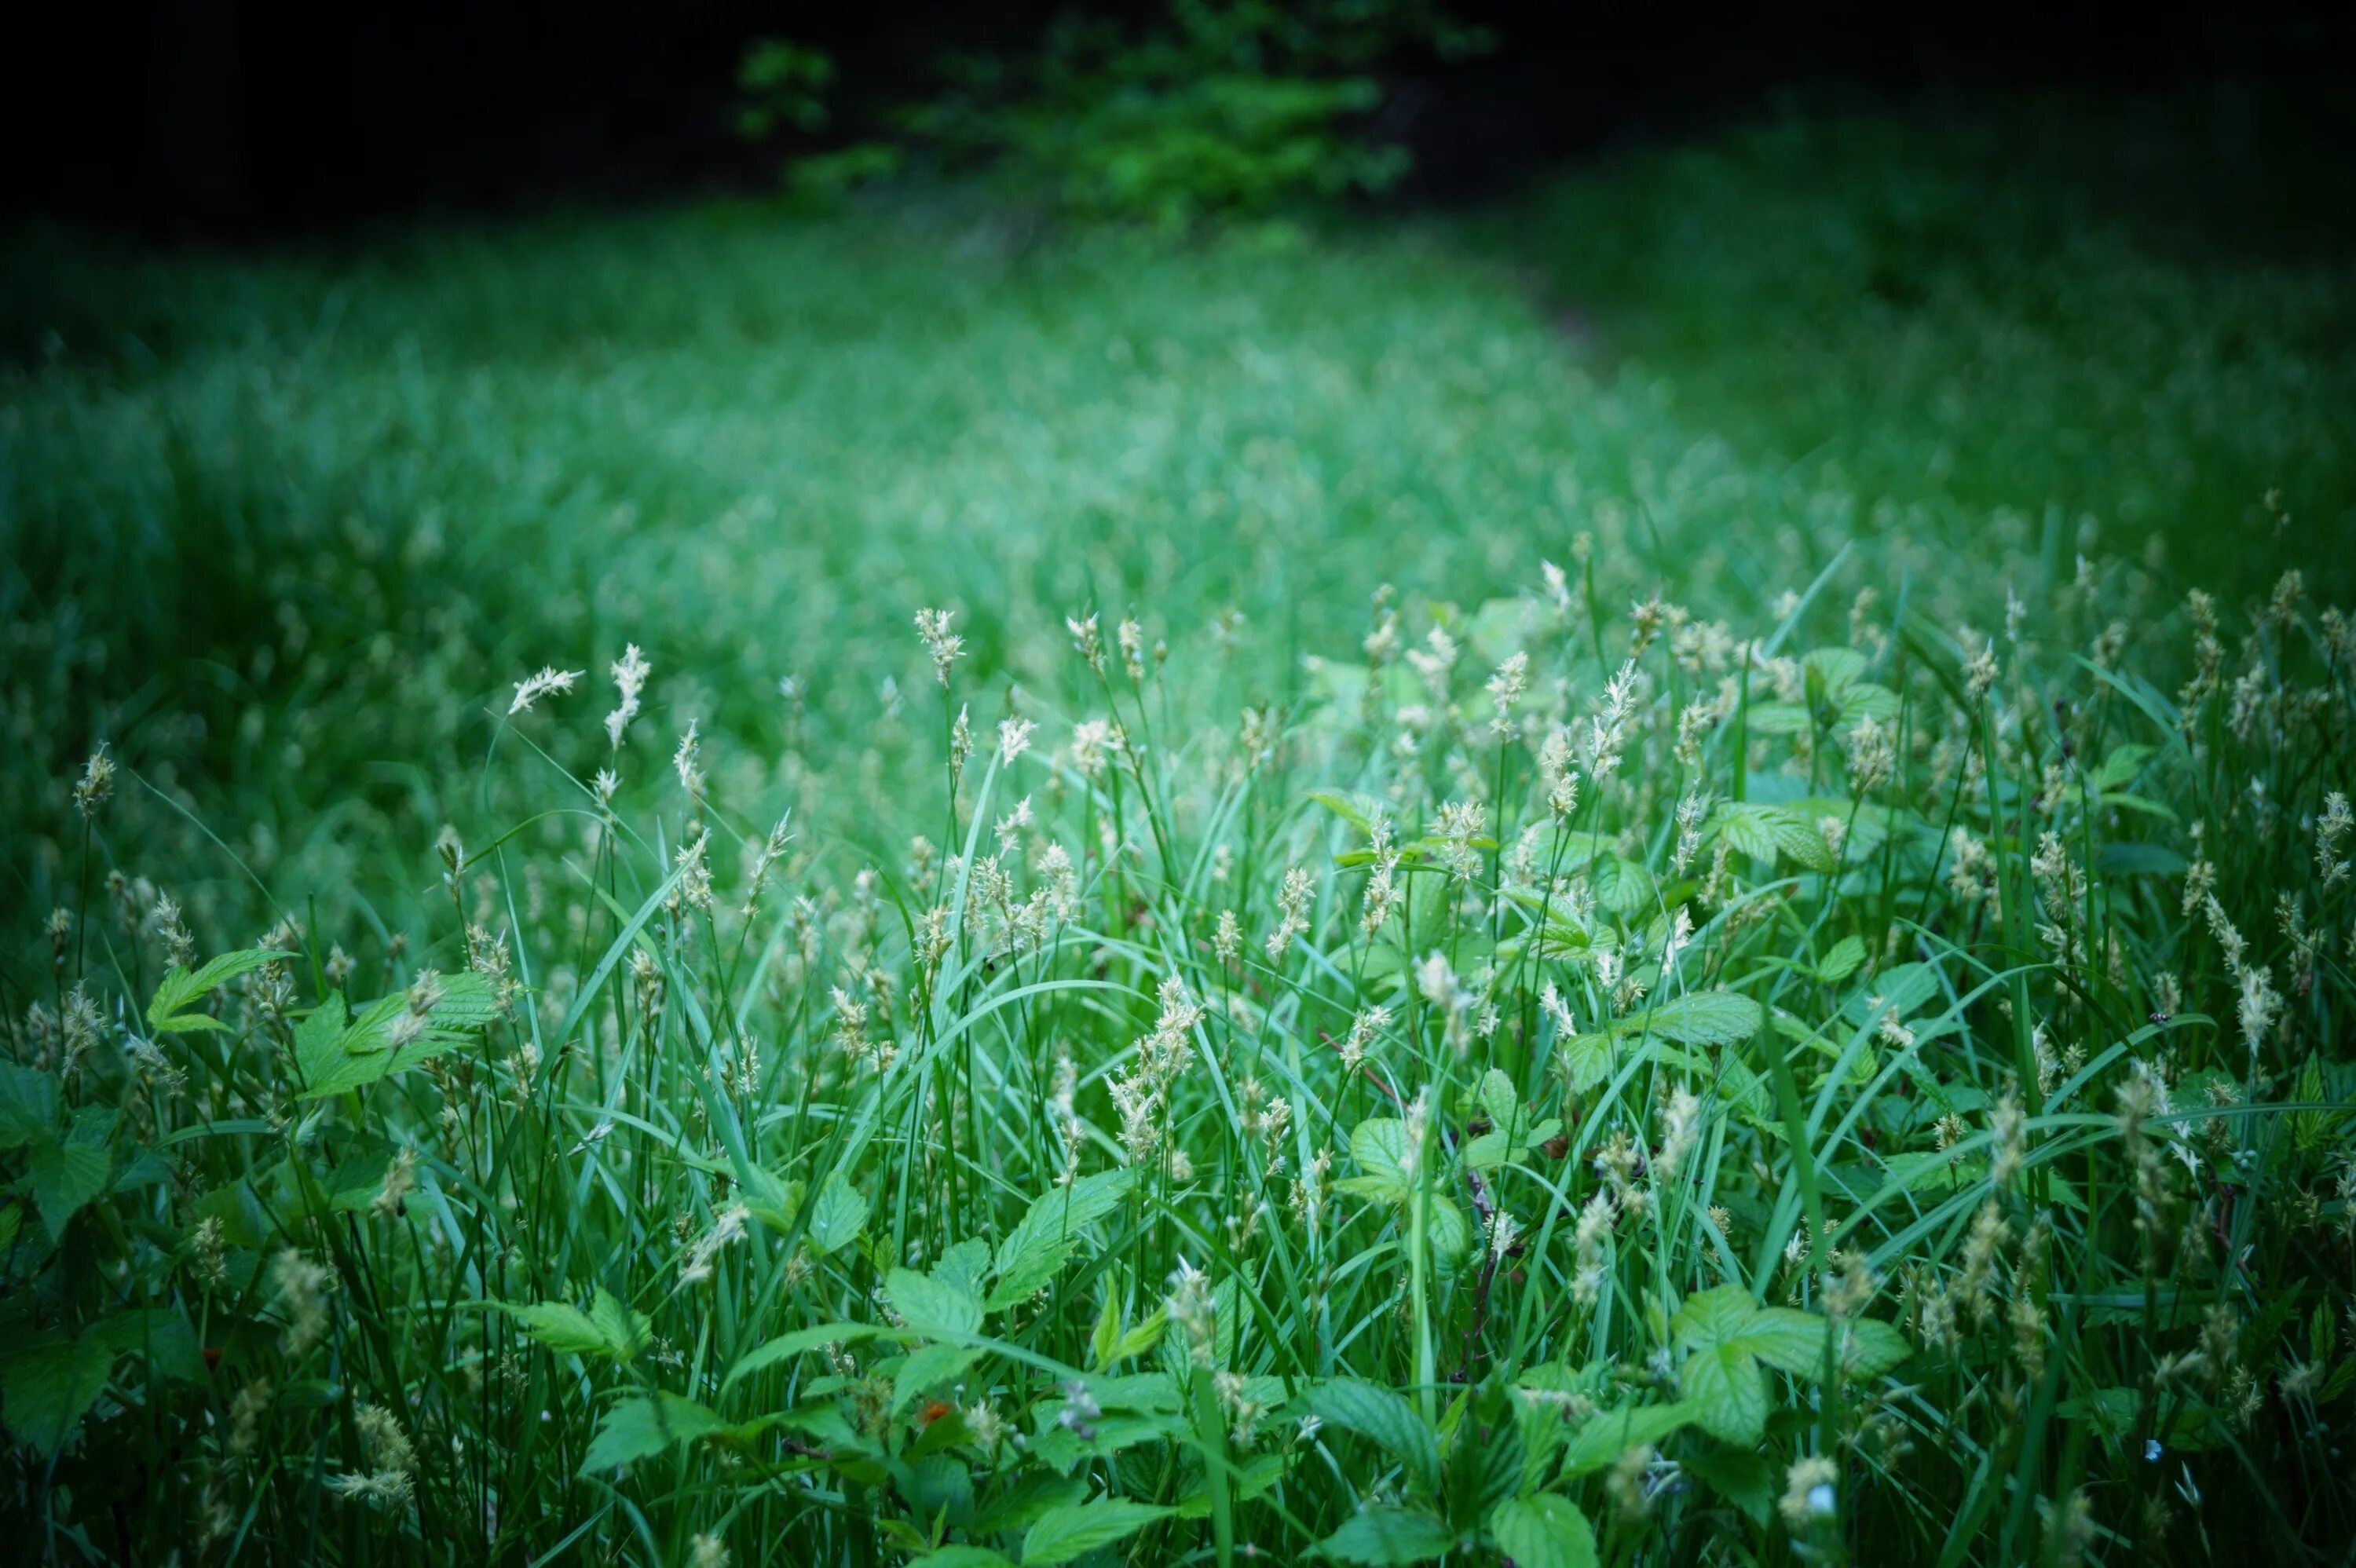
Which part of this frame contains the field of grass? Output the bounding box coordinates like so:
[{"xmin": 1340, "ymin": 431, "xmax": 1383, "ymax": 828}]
[{"xmin": 2, "ymin": 96, "xmax": 2352, "ymax": 1565}]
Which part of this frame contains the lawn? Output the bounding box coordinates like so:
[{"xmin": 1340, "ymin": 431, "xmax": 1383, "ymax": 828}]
[{"xmin": 1, "ymin": 94, "xmax": 2351, "ymax": 1564}]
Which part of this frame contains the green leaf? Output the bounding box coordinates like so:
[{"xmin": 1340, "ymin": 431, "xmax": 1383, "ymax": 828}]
[
  {"xmin": 1815, "ymin": 936, "xmax": 1868, "ymax": 985},
  {"xmin": 493, "ymin": 1288, "xmax": 647, "ymax": 1363},
  {"xmin": 1339, "ymin": 1118, "xmax": 1410, "ymax": 1204},
  {"xmin": 1557, "ymin": 1402, "xmax": 1697, "ymax": 1478},
  {"xmin": 580, "ymin": 1392, "xmax": 724, "ymax": 1475},
  {"xmin": 1557, "ymin": 1033, "xmax": 1615, "ymax": 1095},
  {"xmin": 1476, "ymin": 1069, "xmax": 1520, "ymax": 1133},
  {"xmin": 148, "ymin": 948, "xmax": 280, "ymax": 1034},
  {"xmin": 89, "ymin": 1310, "xmax": 207, "ymax": 1383},
  {"xmin": 988, "ymin": 1168, "xmax": 1134, "ymax": 1307},
  {"xmin": 1308, "ymin": 1379, "xmax": 1440, "ymax": 1496},
  {"xmin": 1318, "ymin": 1507, "xmax": 1456, "ymax": 1564},
  {"xmin": 1632, "ymin": 992, "xmax": 1761, "ymax": 1048},
  {"xmin": 1488, "ymin": 1495, "xmax": 1598, "ymax": 1568},
  {"xmin": 888, "ymin": 1268, "xmax": 982, "ymax": 1340},
  {"xmin": 1019, "ymin": 1497, "xmax": 1173, "ymax": 1565},
  {"xmin": 1, "ymin": 1330, "xmax": 115, "ymax": 1457},
  {"xmin": 894, "ymin": 1343, "xmax": 983, "ymax": 1413},
  {"xmin": 588, "ymin": 1288, "xmax": 651, "ymax": 1363},
  {"xmin": 807, "ymin": 1173, "xmax": 869, "ymax": 1255},
  {"xmin": 0, "ymin": 1065, "xmax": 59, "ymax": 1148},
  {"xmin": 1681, "ymin": 1446, "xmax": 1773, "ymax": 1526},
  {"xmin": 295, "ymin": 972, "xmax": 499, "ymax": 1099},
  {"xmin": 726, "ymin": 1321, "xmax": 898, "ymax": 1388},
  {"xmin": 28, "ymin": 1137, "xmax": 111, "ymax": 1239},
  {"xmin": 909, "ymin": 1547, "xmax": 1012, "ymax": 1568}
]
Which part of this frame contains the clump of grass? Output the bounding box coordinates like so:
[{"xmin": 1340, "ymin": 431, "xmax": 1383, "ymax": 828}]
[{"xmin": 3, "ymin": 532, "xmax": 2348, "ymax": 1564}]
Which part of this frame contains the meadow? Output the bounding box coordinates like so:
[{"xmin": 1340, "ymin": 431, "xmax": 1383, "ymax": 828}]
[{"xmin": 2, "ymin": 97, "xmax": 2352, "ymax": 1565}]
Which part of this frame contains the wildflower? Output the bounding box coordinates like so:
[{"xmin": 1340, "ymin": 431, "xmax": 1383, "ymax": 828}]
[
  {"xmin": 272, "ymin": 1248, "xmax": 335, "ymax": 1361},
  {"xmin": 373, "ymin": 1146, "xmax": 417, "ymax": 1219},
  {"xmin": 1266, "ymin": 866, "xmax": 1314, "ymax": 962},
  {"xmin": 1571, "ymin": 1190, "xmax": 1617, "ymax": 1305},
  {"xmin": 1486, "ymin": 651, "xmax": 1530, "ymax": 737},
  {"xmin": 73, "ymin": 744, "xmax": 114, "ymax": 821},
  {"xmin": 1166, "ymin": 1259, "xmax": 1216, "ymax": 1367},
  {"xmin": 1070, "ymin": 718, "xmax": 1121, "ymax": 780},
  {"xmin": 689, "ymin": 1535, "xmax": 730, "ymax": 1568},
  {"xmin": 999, "ymin": 716, "xmax": 1036, "ymax": 765},
  {"xmin": 1780, "ymin": 1456, "xmax": 1838, "ymax": 1528},
  {"xmin": 1339, "ymin": 1005, "xmax": 1389, "ymax": 1072},
  {"xmin": 1118, "ymin": 617, "xmax": 1146, "ymax": 682},
  {"xmin": 914, "ymin": 608, "xmax": 964, "ymax": 686},
  {"xmin": 604, "ymin": 644, "xmax": 651, "ymax": 747},
  {"xmin": 674, "ymin": 829, "xmax": 712, "ymax": 913},
  {"xmin": 741, "ymin": 817, "xmax": 791, "ymax": 916},
  {"xmin": 1066, "ymin": 613, "xmax": 1104, "ymax": 675},
  {"xmin": 2318, "ymin": 791, "xmax": 2351, "ymax": 887},
  {"xmin": 1655, "ymin": 1085, "xmax": 1702, "ymax": 1184},
  {"xmin": 680, "ymin": 1205, "xmax": 750, "ymax": 1285},
  {"xmin": 509, "ymin": 666, "xmax": 584, "ymax": 715},
  {"xmin": 673, "ymin": 720, "xmax": 704, "ymax": 799},
  {"xmin": 329, "ymin": 1403, "xmax": 419, "ymax": 1508},
  {"xmin": 1214, "ymin": 909, "xmax": 1240, "ymax": 963},
  {"xmin": 1844, "ymin": 716, "xmax": 1894, "ymax": 795}
]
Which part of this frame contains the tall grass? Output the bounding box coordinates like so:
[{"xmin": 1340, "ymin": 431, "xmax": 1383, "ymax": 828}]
[{"xmin": 2, "ymin": 99, "xmax": 2353, "ymax": 1566}]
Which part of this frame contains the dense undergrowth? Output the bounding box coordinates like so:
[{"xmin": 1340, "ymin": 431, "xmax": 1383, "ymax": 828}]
[{"xmin": 2, "ymin": 98, "xmax": 2354, "ymax": 1566}]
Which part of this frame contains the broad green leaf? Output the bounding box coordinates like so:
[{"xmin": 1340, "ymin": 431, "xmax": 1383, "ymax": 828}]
[
  {"xmin": 1633, "ymin": 992, "xmax": 1761, "ymax": 1048},
  {"xmin": 587, "ymin": 1288, "xmax": 650, "ymax": 1364},
  {"xmin": 1557, "ymin": 1402, "xmax": 1697, "ymax": 1478},
  {"xmin": 1489, "ymin": 1495, "xmax": 1598, "ymax": 1568},
  {"xmin": 1, "ymin": 1330, "xmax": 115, "ymax": 1457},
  {"xmin": 807, "ymin": 1173, "xmax": 869, "ymax": 1255},
  {"xmin": 28, "ymin": 1138, "xmax": 111, "ymax": 1238},
  {"xmin": 1816, "ymin": 936, "xmax": 1868, "ymax": 984},
  {"xmin": 1337, "ymin": 1117, "xmax": 1411, "ymax": 1204},
  {"xmin": 1557, "ymin": 1033, "xmax": 1615, "ymax": 1095},
  {"xmin": 1020, "ymin": 1497, "xmax": 1173, "ymax": 1566},
  {"xmin": 989, "ymin": 1168, "xmax": 1134, "ymax": 1307},
  {"xmin": 0, "ymin": 1065, "xmax": 59, "ymax": 1148},
  {"xmin": 148, "ymin": 948, "xmax": 279, "ymax": 1034},
  {"xmin": 889, "ymin": 1268, "xmax": 982, "ymax": 1340},
  {"xmin": 1318, "ymin": 1507, "xmax": 1456, "ymax": 1564},
  {"xmin": 579, "ymin": 1392, "xmax": 724, "ymax": 1475},
  {"xmin": 894, "ymin": 1343, "xmax": 983, "ymax": 1413},
  {"xmin": 296, "ymin": 972, "xmax": 499, "ymax": 1099},
  {"xmin": 1308, "ymin": 1379, "xmax": 1440, "ymax": 1496},
  {"xmin": 1476, "ymin": 1070, "xmax": 1520, "ymax": 1134},
  {"xmin": 90, "ymin": 1310, "xmax": 207, "ymax": 1383},
  {"xmin": 725, "ymin": 1321, "xmax": 898, "ymax": 1388},
  {"xmin": 1682, "ymin": 1445, "xmax": 1774, "ymax": 1526},
  {"xmin": 494, "ymin": 1302, "xmax": 606, "ymax": 1359}
]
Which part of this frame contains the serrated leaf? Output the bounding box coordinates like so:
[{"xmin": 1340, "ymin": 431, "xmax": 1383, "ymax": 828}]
[
  {"xmin": 148, "ymin": 948, "xmax": 280, "ymax": 1034},
  {"xmin": 1816, "ymin": 936, "xmax": 1868, "ymax": 984},
  {"xmin": 496, "ymin": 1302, "xmax": 608, "ymax": 1358},
  {"xmin": 0, "ymin": 1065, "xmax": 59, "ymax": 1149},
  {"xmin": 889, "ymin": 1268, "xmax": 982, "ymax": 1340},
  {"xmin": 296, "ymin": 973, "xmax": 499, "ymax": 1099},
  {"xmin": 1344, "ymin": 1118, "xmax": 1411, "ymax": 1204},
  {"xmin": 1557, "ymin": 1402, "xmax": 1697, "ymax": 1477},
  {"xmin": 894, "ymin": 1343, "xmax": 983, "ymax": 1413},
  {"xmin": 1020, "ymin": 1497, "xmax": 1173, "ymax": 1566},
  {"xmin": 1489, "ymin": 1495, "xmax": 1597, "ymax": 1568},
  {"xmin": 1, "ymin": 1330, "xmax": 115, "ymax": 1457},
  {"xmin": 989, "ymin": 1168, "xmax": 1133, "ymax": 1307},
  {"xmin": 28, "ymin": 1138, "xmax": 111, "ymax": 1238},
  {"xmin": 587, "ymin": 1287, "xmax": 650, "ymax": 1363},
  {"xmin": 807, "ymin": 1173, "xmax": 869, "ymax": 1255},
  {"xmin": 1681, "ymin": 1446, "xmax": 1773, "ymax": 1526},
  {"xmin": 1308, "ymin": 1379, "xmax": 1440, "ymax": 1496},
  {"xmin": 725, "ymin": 1321, "xmax": 898, "ymax": 1388},
  {"xmin": 1630, "ymin": 991, "xmax": 1761, "ymax": 1047},
  {"xmin": 1476, "ymin": 1070, "xmax": 1520, "ymax": 1133},
  {"xmin": 580, "ymin": 1392, "xmax": 724, "ymax": 1474},
  {"xmin": 1558, "ymin": 1033, "xmax": 1615, "ymax": 1094},
  {"xmin": 1318, "ymin": 1507, "xmax": 1456, "ymax": 1564}
]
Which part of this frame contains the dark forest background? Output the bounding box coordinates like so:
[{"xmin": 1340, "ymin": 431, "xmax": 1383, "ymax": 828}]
[{"xmin": 9, "ymin": 1, "xmax": 2352, "ymax": 234}]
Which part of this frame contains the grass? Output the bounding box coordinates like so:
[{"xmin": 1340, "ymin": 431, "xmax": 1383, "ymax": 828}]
[{"xmin": 1, "ymin": 93, "xmax": 2351, "ymax": 1565}]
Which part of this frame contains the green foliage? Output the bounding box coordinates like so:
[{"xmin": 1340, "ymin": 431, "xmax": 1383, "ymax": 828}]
[{"xmin": 2, "ymin": 92, "xmax": 2353, "ymax": 1567}]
